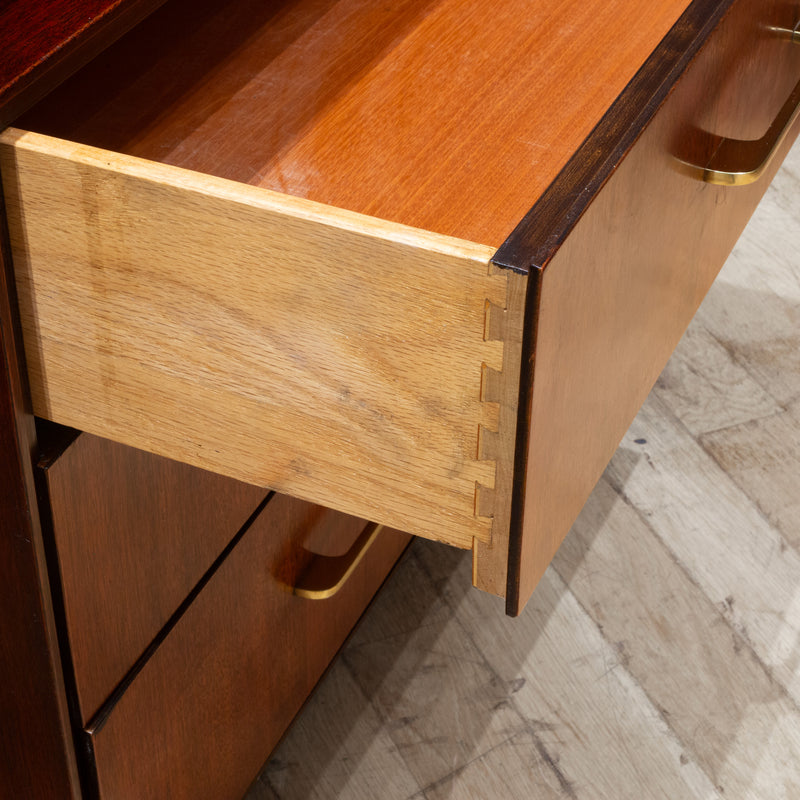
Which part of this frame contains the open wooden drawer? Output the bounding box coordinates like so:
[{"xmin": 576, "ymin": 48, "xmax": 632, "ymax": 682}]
[{"xmin": 1, "ymin": 0, "xmax": 799, "ymax": 613}]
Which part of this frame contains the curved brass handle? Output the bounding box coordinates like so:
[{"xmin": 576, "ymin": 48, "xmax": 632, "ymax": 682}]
[
  {"xmin": 293, "ymin": 522, "xmax": 383, "ymax": 600},
  {"xmin": 679, "ymin": 73, "xmax": 800, "ymax": 186},
  {"xmin": 767, "ymin": 24, "xmax": 800, "ymax": 44}
]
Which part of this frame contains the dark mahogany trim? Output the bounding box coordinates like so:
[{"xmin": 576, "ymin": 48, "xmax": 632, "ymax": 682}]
[
  {"xmin": 0, "ymin": 172, "xmax": 80, "ymax": 796},
  {"xmin": 0, "ymin": 0, "xmax": 170, "ymax": 128},
  {"xmin": 500, "ymin": 0, "xmax": 737, "ymax": 615},
  {"xmin": 504, "ymin": 268, "xmax": 542, "ymax": 617},
  {"xmin": 493, "ymin": 0, "xmax": 735, "ymax": 275}
]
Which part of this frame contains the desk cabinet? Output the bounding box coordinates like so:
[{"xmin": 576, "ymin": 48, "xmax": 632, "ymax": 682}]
[{"xmin": 1, "ymin": 0, "xmax": 798, "ymax": 796}]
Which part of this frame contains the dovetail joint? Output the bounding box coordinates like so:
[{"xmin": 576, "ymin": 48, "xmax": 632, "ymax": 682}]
[
  {"xmin": 475, "ymin": 296, "xmax": 508, "ymax": 524},
  {"xmin": 484, "ymin": 299, "xmax": 507, "ymax": 342}
]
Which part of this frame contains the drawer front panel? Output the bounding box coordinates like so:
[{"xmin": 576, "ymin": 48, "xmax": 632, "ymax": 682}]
[
  {"xmin": 509, "ymin": 0, "xmax": 800, "ymax": 610},
  {"xmin": 40, "ymin": 431, "xmax": 268, "ymax": 722},
  {"xmin": 85, "ymin": 495, "xmax": 410, "ymax": 800}
]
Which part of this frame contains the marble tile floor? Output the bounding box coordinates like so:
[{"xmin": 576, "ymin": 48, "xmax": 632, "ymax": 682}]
[{"xmin": 245, "ymin": 142, "xmax": 800, "ymax": 800}]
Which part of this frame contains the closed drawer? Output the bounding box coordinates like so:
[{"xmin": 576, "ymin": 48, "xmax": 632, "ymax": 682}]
[
  {"xmin": 82, "ymin": 494, "xmax": 410, "ymax": 800},
  {"xmin": 37, "ymin": 429, "xmax": 268, "ymax": 722},
  {"xmin": 2, "ymin": 0, "xmax": 799, "ymax": 612}
]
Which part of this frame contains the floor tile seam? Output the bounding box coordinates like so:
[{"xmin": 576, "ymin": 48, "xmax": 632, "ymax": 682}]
[
  {"xmin": 545, "ymin": 563, "xmax": 722, "ymax": 798},
  {"xmin": 696, "ymin": 424, "xmax": 800, "ymax": 561},
  {"xmin": 260, "ymin": 702, "xmax": 427, "ymax": 800},
  {"xmin": 661, "ymin": 377, "xmax": 800, "ymax": 573},
  {"xmin": 414, "ymin": 728, "xmax": 573, "ymax": 800},
  {"xmin": 336, "ymin": 608, "xmax": 505, "ymax": 799},
  {"xmin": 324, "ymin": 648, "xmax": 429, "ymax": 799},
  {"xmin": 409, "ymin": 560, "xmax": 690, "ymax": 799},
  {"xmin": 608, "ymin": 447, "xmax": 800, "ymax": 720},
  {"xmin": 649, "ymin": 382, "xmax": 797, "ymax": 557},
  {"xmin": 377, "ymin": 545, "xmax": 537, "ymax": 792},
  {"xmin": 690, "ymin": 403, "xmax": 787, "ymax": 437},
  {"xmin": 681, "ymin": 396, "xmax": 787, "ymax": 437}
]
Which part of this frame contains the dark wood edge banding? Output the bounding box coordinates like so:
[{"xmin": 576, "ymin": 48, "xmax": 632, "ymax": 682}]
[
  {"xmin": 492, "ymin": 0, "xmax": 736, "ymax": 275},
  {"xmin": 500, "ymin": 0, "xmax": 737, "ymax": 615},
  {"xmin": 0, "ymin": 0, "xmax": 170, "ymax": 129},
  {"xmin": 504, "ymin": 268, "xmax": 541, "ymax": 616},
  {"xmin": 0, "ymin": 156, "xmax": 81, "ymax": 795}
]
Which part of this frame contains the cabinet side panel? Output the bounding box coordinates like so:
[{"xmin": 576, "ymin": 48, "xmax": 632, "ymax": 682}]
[
  {"xmin": 0, "ymin": 132, "xmax": 507, "ymax": 549},
  {"xmin": 0, "ymin": 174, "xmax": 80, "ymax": 797}
]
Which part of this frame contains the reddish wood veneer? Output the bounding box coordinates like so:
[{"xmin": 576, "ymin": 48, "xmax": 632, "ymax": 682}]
[
  {"xmin": 39, "ymin": 432, "xmax": 269, "ymax": 722},
  {"xmin": 0, "ymin": 0, "xmax": 169, "ymax": 126},
  {"xmin": 86, "ymin": 497, "xmax": 411, "ymax": 800},
  {"xmin": 20, "ymin": 0, "xmax": 692, "ymax": 246},
  {"xmin": 0, "ymin": 171, "xmax": 80, "ymax": 797}
]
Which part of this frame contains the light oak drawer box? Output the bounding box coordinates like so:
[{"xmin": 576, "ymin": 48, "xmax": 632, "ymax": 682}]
[{"xmin": 1, "ymin": 0, "xmax": 798, "ymax": 612}]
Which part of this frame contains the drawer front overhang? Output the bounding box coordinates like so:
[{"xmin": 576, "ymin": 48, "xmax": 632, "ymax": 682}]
[{"xmin": 498, "ymin": 0, "xmax": 800, "ymax": 612}]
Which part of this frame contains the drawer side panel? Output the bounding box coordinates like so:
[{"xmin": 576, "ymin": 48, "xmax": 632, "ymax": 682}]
[{"xmin": 0, "ymin": 132, "xmax": 508, "ymax": 549}]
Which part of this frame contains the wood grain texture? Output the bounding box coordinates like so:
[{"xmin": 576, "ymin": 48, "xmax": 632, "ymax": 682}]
[
  {"xmin": 507, "ymin": 0, "xmax": 800, "ymax": 613},
  {"xmin": 691, "ymin": 156, "xmax": 800, "ymax": 409},
  {"xmin": 0, "ymin": 149, "xmax": 80, "ymax": 798},
  {"xmin": 39, "ymin": 431, "xmax": 268, "ymax": 723},
  {"xmin": 0, "ymin": 0, "xmax": 169, "ymax": 127},
  {"xmin": 337, "ymin": 549, "xmax": 529, "ymax": 792},
  {"xmin": 493, "ymin": 0, "xmax": 734, "ymax": 273},
  {"xmin": 612, "ymin": 392, "xmax": 800, "ymax": 707},
  {"xmin": 85, "ymin": 495, "xmax": 411, "ymax": 800},
  {"xmin": 422, "ymin": 733, "xmax": 566, "ymax": 800},
  {"xmin": 653, "ymin": 323, "xmax": 781, "ymax": 436},
  {"xmin": 400, "ymin": 543, "xmax": 720, "ymax": 799},
  {"xmin": 250, "ymin": 141, "xmax": 800, "ymax": 800},
  {"xmin": 559, "ymin": 476, "xmax": 800, "ymax": 800},
  {"xmin": 700, "ymin": 379, "xmax": 800, "ymax": 549},
  {"xmin": 18, "ymin": 0, "xmax": 692, "ymax": 247},
  {"xmin": 0, "ymin": 130, "xmax": 506, "ymax": 550},
  {"xmin": 255, "ymin": 661, "xmax": 422, "ymax": 799}
]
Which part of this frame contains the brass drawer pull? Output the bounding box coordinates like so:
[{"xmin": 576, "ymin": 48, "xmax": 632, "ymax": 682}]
[
  {"xmin": 680, "ymin": 72, "xmax": 800, "ymax": 186},
  {"xmin": 293, "ymin": 523, "xmax": 384, "ymax": 600},
  {"xmin": 768, "ymin": 23, "xmax": 800, "ymax": 44}
]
